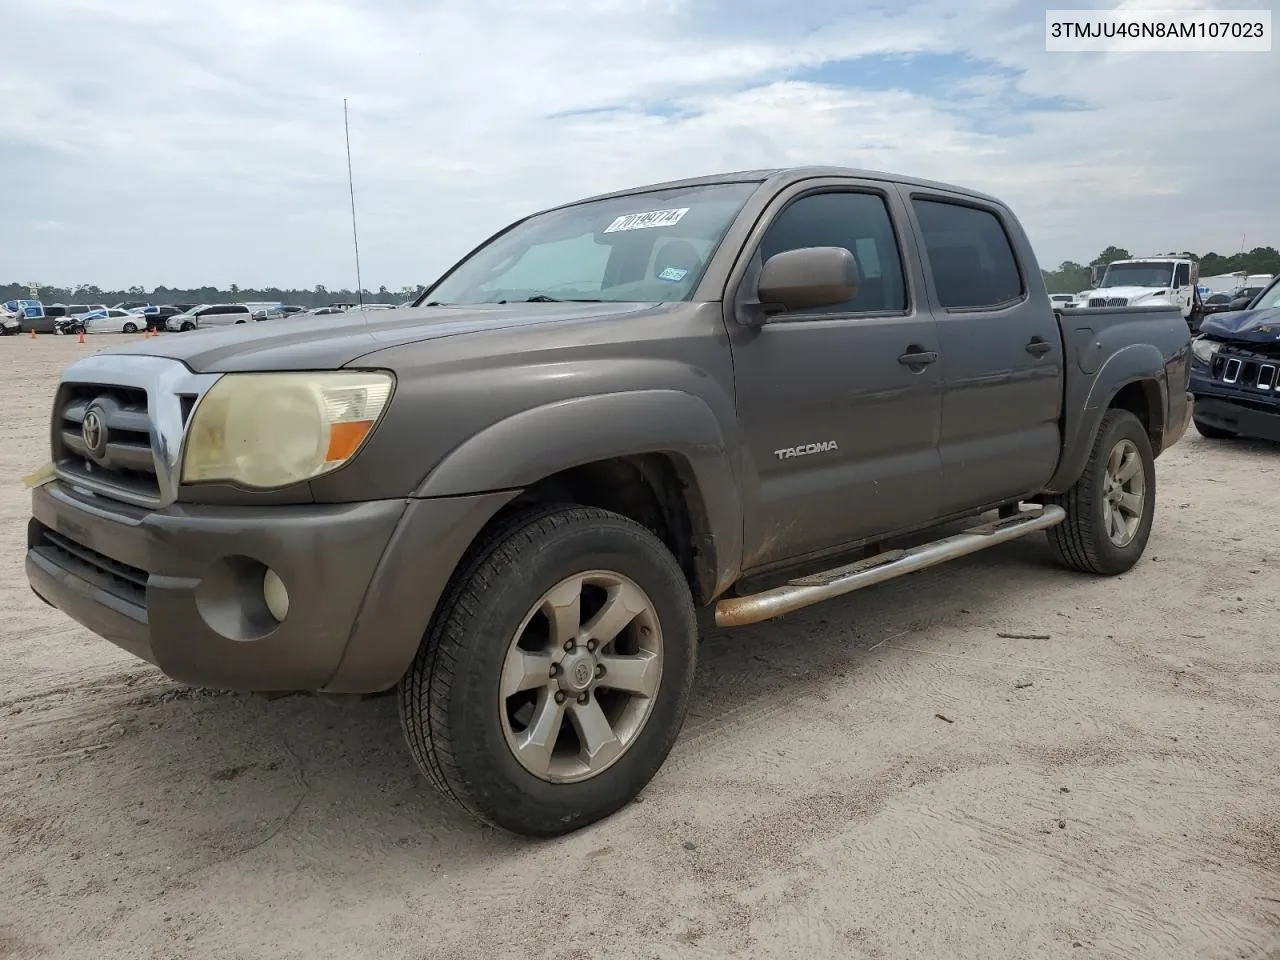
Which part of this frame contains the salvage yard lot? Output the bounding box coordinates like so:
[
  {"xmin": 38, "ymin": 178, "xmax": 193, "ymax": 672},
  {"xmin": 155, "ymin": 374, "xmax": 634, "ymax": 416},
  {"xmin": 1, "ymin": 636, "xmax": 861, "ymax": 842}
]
[{"xmin": 1, "ymin": 337, "xmax": 1278, "ymax": 960}]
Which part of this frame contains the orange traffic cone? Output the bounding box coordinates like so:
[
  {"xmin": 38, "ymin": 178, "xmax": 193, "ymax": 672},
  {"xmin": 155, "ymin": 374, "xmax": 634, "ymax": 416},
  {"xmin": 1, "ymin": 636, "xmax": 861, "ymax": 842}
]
[
  {"xmin": 78, "ymin": 330, "xmax": 85, "ymax": 344},
  {"xmin": 29, "ymin": 328, "xmax": 36, "ymax": 339}
]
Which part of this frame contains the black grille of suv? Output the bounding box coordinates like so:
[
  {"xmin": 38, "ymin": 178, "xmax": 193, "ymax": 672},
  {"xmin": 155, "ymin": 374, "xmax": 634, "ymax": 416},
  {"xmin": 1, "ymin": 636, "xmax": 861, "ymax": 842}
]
[
  {"xmin": 1211, "ymin": 346, "xmax": 1280, "ymax": 394},
  {"xmin": 52, "ymin": 382, "xmax": 161, "ymax": 503}
]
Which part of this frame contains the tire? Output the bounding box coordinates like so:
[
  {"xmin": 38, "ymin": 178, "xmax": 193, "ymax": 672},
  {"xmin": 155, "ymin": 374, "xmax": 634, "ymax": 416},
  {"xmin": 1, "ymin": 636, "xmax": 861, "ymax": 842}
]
[
  {"xmin": 1046, "ymin": 409, "xmax": 1156, "ymax": 576},
  {"xmin": 123, "ymin": 322, "xmax": 137, "ymax": 334},
  {"xmin": 1193, "ymin": 417, "xmax": 1235, "ymax": 440},
  {"xmin": 399, "ymin": 504, "xmax": 697, "ymax": 837},
  {"xmin": 181, "ymin": 322, "xmax": 195, "ymax": 332},
  {"xmin": 235, "ymin": 319, "xmax": 245, "ymax": 324}
]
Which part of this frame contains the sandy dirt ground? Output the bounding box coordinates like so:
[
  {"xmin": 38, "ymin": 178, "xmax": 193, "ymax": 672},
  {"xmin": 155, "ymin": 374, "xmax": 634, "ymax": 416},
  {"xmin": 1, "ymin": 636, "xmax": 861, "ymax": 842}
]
[{"xmin": 1, "ymin": 335, "xmax": 1278, "ymax": 960}]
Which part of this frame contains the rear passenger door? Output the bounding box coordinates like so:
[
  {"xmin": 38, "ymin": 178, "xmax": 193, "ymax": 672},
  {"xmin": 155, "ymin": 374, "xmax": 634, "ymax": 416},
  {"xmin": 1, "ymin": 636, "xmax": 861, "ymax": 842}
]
[
  {"xmin": 726, "ymin": 180, "xmax": 943, "ymax": 571},
  {"xmin": 899, "ymin": 189, "xmax": 1062, "ymax": 516}
]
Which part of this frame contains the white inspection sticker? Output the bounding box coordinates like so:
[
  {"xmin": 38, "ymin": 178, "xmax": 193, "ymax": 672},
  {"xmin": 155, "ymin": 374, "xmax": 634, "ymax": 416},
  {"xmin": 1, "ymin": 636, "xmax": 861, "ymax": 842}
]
[{"xmin": 603, "ymin": 207, "xmax": 690, "ymax": 233}]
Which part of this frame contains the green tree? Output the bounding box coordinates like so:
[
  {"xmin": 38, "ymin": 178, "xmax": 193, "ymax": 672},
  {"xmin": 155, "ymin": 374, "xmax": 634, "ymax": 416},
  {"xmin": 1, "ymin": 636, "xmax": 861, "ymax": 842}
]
[{"xmin": 1091, "ymin": 246, "xmax": 1132, "ymax": 266}]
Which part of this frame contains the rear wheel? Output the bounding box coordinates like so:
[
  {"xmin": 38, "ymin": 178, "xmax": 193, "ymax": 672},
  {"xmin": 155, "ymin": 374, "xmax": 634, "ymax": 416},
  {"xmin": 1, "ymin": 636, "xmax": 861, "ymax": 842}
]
[
  {"xmin": 399, "ymin": 504, "xmax": 697, "ymax": 837},
  {"xmin": 1047, "ymin": 409, "xmax": 1156, "ymax": 576},
  {"xmin": 1193, "ymin": 417, "xmax": 1236, "ymax": 440}
]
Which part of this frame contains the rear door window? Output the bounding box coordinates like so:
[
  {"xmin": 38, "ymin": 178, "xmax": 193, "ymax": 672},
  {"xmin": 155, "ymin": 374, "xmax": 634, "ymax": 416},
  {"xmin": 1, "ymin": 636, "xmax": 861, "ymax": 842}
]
[{"xmin": 912, "ymin": 199, "xmax": 1024, "ymax": 309}]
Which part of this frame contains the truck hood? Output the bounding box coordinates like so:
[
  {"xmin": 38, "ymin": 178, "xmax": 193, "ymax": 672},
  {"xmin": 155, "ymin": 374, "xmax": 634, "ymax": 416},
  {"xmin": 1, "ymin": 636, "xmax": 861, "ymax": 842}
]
[
  {"xmin": 1090, "ymin": 286, "xmax": 1173, "ymax": 301},
  {"xmin": 95, "ymin": 302, "xmax": 656, "ymax": 373},
  {"xmin": 1199, "ymin": 306, "xmax": 1280, "ymax": 344}
]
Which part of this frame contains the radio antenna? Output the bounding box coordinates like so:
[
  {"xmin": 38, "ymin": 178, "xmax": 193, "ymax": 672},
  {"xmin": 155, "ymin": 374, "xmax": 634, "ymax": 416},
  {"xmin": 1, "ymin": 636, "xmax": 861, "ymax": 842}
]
[{"xmin": 344, "ymin": 98, "xmax": 365, "ymax": 308}]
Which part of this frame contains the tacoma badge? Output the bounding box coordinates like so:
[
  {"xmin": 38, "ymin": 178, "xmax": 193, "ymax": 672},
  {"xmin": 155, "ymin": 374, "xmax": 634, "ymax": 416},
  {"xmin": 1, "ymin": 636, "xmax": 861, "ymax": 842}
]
[{"xmin": 774, "ymin": 441, "xmax": 839, "ymax": 461}]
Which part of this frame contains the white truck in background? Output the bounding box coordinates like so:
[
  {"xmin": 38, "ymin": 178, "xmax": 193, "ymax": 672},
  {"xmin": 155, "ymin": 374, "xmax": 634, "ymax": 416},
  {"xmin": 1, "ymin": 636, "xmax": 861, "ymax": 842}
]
[{"xmin": 1088, "ymin": 256, "xmax": 1202, "ymax": 330}]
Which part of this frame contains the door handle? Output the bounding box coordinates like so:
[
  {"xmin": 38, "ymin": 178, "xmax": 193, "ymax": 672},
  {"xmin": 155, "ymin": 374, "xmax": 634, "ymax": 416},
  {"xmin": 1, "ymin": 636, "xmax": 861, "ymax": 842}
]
[
  {"xmin": 1026, "ymin": 337, "xmax": 1053, "ymax": 357},
  {"xmin": 898, "ymin": 349, "xmax": 938, "ymax": 367}
]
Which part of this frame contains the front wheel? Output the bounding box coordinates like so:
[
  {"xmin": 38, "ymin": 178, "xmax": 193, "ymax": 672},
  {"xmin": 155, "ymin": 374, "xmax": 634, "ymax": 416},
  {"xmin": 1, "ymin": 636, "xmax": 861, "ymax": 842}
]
[
  {"xmin": 1046, "ymin": 409, "xmax": 1156, "ymax": 576},
  {"xmin": 180, "ymin": 321, "xmax": 195, "ymax": 332},
  {"xmin": 123, "ymin": 322, "xmax": 138, "ymax": 334},
  {"xmin": 399, "ymin": 504, "xmax": 697, "ymax": 837}
]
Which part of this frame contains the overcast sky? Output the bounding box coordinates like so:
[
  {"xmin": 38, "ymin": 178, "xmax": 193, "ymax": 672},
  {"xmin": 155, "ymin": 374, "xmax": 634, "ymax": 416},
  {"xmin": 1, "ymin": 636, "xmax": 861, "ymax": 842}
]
[{"xmin": 0, "ymin": 0, "xmax": 1275, "ymax": 291}]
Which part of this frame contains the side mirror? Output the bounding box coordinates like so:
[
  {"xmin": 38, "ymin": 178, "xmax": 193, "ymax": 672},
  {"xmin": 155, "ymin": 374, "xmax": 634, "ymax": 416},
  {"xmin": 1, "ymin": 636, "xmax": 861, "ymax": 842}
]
[
  {"xmin": 1228, "ymin": 296, "xmax": 1252, "ymax": 312},
  {"xmin": 757, "ymin": 246, "xmax": 859, "ymax": 315}
]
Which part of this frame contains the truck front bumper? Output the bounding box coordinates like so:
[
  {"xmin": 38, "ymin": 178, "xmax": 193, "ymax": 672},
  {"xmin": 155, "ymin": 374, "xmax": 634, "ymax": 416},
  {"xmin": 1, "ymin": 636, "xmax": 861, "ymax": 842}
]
[{"xmin": 26, "ymin": 481, "xmax": 517, "ymax": 693}]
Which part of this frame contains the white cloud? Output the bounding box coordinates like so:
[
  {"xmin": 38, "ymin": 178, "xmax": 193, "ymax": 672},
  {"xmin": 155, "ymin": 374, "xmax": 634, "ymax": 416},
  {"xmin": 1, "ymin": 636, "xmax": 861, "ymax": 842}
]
[{"xmin": 0, "ymin": 0, "xmax": 1275, "ymax": 289}]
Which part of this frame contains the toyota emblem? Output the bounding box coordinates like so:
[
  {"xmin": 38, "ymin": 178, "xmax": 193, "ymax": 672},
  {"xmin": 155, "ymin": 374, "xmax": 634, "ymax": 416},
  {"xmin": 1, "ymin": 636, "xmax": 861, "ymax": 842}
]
[{"xmin": 81, "ymin": 408, "xmax": 108, "ymax": 459}]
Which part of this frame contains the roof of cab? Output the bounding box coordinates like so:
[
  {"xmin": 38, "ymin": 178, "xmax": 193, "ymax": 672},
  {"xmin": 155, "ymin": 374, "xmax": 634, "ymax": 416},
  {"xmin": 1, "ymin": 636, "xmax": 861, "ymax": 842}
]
[{"xmin": 551, "ymin": 165, "xmax": 1005, "ymax": 212}]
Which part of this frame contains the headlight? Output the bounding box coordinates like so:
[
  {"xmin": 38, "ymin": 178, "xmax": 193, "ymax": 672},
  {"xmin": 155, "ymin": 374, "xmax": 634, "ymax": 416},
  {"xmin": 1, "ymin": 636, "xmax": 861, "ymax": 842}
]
[
  {"xmin": 182, "ymin": 370, "xmax": 395, "ymax": 488},
  {"xmin": 1191, "ymin": 337, "xmax": 1221, "ymax": 365}
]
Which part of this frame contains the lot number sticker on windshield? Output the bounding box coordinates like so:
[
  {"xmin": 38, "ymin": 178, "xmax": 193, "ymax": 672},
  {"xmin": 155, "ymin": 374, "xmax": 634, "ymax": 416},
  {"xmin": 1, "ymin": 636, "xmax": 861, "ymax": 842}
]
[{"xmin": 604, "ymin": 207, "xmax": 690, "ymax": 233}]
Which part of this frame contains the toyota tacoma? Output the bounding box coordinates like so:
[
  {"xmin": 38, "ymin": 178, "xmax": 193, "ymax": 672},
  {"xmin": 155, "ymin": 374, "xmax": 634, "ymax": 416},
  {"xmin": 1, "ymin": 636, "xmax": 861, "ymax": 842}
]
[{"xmin": 26, "ymin": 166, "xmax": 1192, "ymax": 837}]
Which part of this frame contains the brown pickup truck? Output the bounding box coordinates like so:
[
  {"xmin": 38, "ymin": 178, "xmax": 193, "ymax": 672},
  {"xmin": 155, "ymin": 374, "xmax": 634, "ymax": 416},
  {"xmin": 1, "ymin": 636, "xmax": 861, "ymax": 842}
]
[{"xmin": 27, "ymin": 166, "xmax": 1192, "ymax": 836}]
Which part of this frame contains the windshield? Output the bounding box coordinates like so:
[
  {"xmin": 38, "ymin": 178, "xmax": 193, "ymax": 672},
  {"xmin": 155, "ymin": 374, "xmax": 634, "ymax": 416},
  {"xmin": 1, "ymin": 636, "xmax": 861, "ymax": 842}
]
[
  {"xmin": 1252, "ymin": 280, "xmax": 1280, "ymax": 310},
  {"xmin": 1100, "ymin": 262, "xmax": 1175, "ymax": 289},
  {"xmin": 423, "ymin": 181, "xmax": 759, "ymax": 306}
]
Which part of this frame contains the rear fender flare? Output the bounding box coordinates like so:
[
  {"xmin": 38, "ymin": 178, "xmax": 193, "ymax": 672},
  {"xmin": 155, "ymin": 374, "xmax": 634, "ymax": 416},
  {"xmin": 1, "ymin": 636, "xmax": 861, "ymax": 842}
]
[
  {"xmin": 416, "ymin": 390, "xmax": 743, "ymax": 598},
  {"xmin": 1046, "ymin": 343, "xmax": 1167, "ymax": 494}
]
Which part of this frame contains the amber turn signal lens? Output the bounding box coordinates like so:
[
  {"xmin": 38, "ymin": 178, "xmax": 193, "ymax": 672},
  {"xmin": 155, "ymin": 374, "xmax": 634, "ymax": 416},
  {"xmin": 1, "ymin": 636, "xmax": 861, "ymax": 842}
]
[{"xmin": 326, "ymin": 419, "xmax": 375, "ymax": 463}]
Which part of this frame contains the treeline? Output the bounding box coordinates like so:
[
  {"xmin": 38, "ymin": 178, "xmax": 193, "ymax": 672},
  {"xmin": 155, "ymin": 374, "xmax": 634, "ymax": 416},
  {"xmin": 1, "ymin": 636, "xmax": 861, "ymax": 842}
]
[
  {"xmin": 1, "ymin": 283, "xmax": 424, "ymax": 308},
  {"xmin": 1042, "ymin": 246, "xmax": 1280, "ymax": 294},
  {"xmin": 8, "ymin": 243, "xmax": 1279, "ymax": 303}
]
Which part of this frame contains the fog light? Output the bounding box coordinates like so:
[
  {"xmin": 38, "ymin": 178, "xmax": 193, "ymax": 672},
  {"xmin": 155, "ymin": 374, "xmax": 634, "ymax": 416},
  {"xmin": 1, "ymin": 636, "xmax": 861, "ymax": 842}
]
[{"xmin": 263, "ymin": 568, "xmax": 289, "ymax": 622}]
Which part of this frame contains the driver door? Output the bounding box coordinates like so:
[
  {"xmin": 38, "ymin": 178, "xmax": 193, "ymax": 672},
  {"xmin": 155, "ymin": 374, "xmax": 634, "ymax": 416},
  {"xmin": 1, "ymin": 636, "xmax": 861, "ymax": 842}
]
[{"xmin": 725, "ymin": 180, "xmax": 944, "ymax": 572}]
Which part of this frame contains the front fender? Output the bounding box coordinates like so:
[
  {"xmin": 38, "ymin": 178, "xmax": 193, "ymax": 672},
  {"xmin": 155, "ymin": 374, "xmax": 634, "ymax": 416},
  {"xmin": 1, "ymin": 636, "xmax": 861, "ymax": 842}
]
[
  {"xmin": 1046, "ymin": 342, "xmax": 1168, "ymax": 494},
  {"xmin": 416, "ymin": 389, "xmax": 743, "ymax": 597}
]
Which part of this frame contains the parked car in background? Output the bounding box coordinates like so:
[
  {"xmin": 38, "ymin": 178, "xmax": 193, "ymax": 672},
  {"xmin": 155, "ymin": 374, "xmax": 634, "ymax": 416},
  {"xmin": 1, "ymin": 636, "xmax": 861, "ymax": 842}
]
[
  {"xmin": 1190, "ymin": 274, "xmax": 1280, "ymax": 442},
  {"xmin": 173, "ymin": 304, "xmax": 198, "ymax": 313},
  {"xmin": 0, "ymin": 305, "xmax": 19, "ymax": 335},
  {"xmin": 78, "ymin": 308, "xmax": 146, "ymax": 336},
  {"xmin": 135, "ymin": 305, "xmax": 184, "ymax": 330},
  {"xmin": 112, "ymin": 301, "xmax": 151, "ymax": 311},
  {"xmin": 22, "ymin": 304, "xmax": 68, "ymax": 334},
  {"xmin": 165, "ymin": 303, "xmax": 254, "ymax": 331},
  {"xmin": 66, "ymin": 303, "xmax": 108, "ymax": 317},
  {"xmin": 1200, "ymin": 292, "xmax": 1236, "ymax": 317},
  {"xmin": 241, "ymin": 301, "xmax": 284, "ymax": 316},
  {"xmin": 344, "ymin": 303, "xmax": 397, "ymax": 315}
]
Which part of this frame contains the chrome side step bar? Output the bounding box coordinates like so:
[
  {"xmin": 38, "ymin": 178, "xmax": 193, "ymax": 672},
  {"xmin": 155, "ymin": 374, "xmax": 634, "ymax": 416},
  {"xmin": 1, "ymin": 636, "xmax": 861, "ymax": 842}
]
[{"xmin": 714, "ymin": 504, "xmax": 1066, "ymax": 627}]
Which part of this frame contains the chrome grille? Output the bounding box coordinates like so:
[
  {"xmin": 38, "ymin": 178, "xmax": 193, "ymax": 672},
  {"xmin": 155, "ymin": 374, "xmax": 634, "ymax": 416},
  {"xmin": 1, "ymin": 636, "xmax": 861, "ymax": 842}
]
[
  {"xmin": 50, "ymin": 355, "xmax": 222, "ymax": 509},
  {"xmin": 54, "ymin": 383, "xmax": 161, "ymax": 502},
  {"xmin": 1089, "ymin": 296, "xmax": 1129, "ymax": 308}
]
